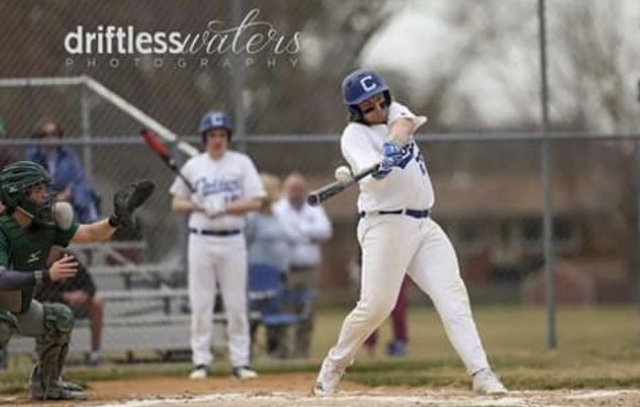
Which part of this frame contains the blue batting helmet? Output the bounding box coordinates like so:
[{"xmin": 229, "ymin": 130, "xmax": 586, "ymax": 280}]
[
  {"xmin": 199, "ymin": 110, "xmax": 233, "ymax": 143},
  {"xmin": 341, "ymin": 69, "xmax": 391, "ymax": 122}
]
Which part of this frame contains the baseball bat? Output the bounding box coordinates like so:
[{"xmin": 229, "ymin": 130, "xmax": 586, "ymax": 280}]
[
  {"xmin": 140, "ymin": 129, "xmax": 196, "ymax": 192},
  {"xmin": 306, "ymin": 162, "xmax": 380, "ymax": 206}
]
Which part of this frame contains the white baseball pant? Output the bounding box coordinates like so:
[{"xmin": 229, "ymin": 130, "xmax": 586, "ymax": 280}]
[
  {"xmin": 324, "ymin": 215, "xmax": 490, "ymax": 374},
  {"xmin": 188, "ymin": 234, "xmax": 251, "ymax": 368}
]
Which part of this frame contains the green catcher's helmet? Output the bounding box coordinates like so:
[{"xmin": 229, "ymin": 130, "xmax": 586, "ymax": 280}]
[{"xmin": 0, "ymin": 160, "xmax": 51, "ymax": 219}]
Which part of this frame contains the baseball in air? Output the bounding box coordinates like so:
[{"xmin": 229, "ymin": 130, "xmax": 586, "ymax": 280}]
[{"xmin": 334, "ymin": 165, "xmax": 353, "ymax": 182}]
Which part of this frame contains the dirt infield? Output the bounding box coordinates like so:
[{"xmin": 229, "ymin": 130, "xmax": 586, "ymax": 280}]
[{"xmin": 3, "ymin": 373, "xmax": 640, "ymax": 407}]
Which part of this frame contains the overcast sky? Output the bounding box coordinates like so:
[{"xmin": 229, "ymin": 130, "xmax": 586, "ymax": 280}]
[{"xmin": 361, "ymin": 0, "xmax": 640, "ymax": 130}]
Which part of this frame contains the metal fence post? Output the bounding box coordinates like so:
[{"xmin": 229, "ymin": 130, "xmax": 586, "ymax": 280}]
[
  {"xmin": 80, "ymin": 83, "xmax": 93, "ymax": 181},
  {"xmin": 538, "ymin": 0, "xmax": 556, "ymax": 349},
  {"xmin": 231, "ymin": 0, "xmax": 248, "ymax": 153},
  {"xmin": 637, "ymin": 79, "xmax": 640, "ymax": 343}
]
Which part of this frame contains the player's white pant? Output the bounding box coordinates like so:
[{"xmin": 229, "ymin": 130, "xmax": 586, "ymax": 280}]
[
  {"xmin": 324, "ymin": 215, "xmax": 490, "ymax": 374},
  {"xmin": 188, "ymin": 234, "xmax": 251, "ymax": 368}
]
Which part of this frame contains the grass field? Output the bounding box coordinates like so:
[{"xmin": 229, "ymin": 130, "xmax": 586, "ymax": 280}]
[
  {"xmin": 312, "ymin": 304, "xmax": 640, "ymax": 390},
  {"xmin": 2, "ymin": 304, "xmax": 640, "ymax": 395}
]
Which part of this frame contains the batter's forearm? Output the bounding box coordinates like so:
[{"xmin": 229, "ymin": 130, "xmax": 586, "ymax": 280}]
[
  {"xmin": 224, "ymin": 197, "xmax": 262, "ymax": 216},
  {"xmin": 171, "ymin": 196, "xmax": 199, "ymax": 213},
  {"xmin": 388, "ymin": 118, "xmax": 415, "ymax": 145},
  {"xmin": 0, "ymin": 267, "xmax": 49, "ymax": 290}
]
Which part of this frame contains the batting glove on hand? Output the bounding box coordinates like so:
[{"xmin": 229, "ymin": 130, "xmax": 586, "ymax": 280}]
[
  {"xmin": 372, "ymin": 164, "xmax": 392, "ymax": 180},
  {"xmin": 382, "ymin": 141, "xmax": 413, "ymax": 169},
  {"xmin": 373, "ymin": 142, "xmax": 413, "ymax": 180},
  {"xmin": 191, "ymin": 192, "xmax": 206, "ymax": 211},
  {"xmin": 203, "ymin": 200, "xmax": 226, "ymax": 218}
]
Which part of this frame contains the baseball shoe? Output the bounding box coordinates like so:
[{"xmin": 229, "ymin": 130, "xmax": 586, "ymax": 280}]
[
  {"xmin": 189, "ymin": 365, "xmax": 209, "ymax": 380},
  {"xmin": 312, "ymin": 358, "xmax": 344, "ymax": 396},
  {"xmin": 386, "ymin": 340, "xmax": 407, "ymax": 357},
  {"xmin": 86, "ymin": 351, "xmax": 102, "ymax": 367},
  {"xmin": 232, "ymin": 366, "xmax": 258, "ymax": 380},
  {"xmin": 472, "ymin": 369, "xmax": 507, "ymax": 395},
  {"xmin": 30, "ymin": 370, "xmax": 86, "ymax": 400},
  {"xmin": 31, "ymin": 387, "xmax": 87, "ymax": 401}
]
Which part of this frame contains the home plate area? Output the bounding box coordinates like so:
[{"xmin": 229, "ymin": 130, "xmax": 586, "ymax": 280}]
[{"xmin": 94, "ymin": 389, "xmax": 640, "ymax": 407}]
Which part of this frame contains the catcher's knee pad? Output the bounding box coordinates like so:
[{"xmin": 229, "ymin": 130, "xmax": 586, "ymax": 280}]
[
  {"xmin": 0, "ymin": 311, "xmax": 18, "ymax": 349},
  {"xmin": 42, "ymin": 303, "xmax": 74, "ymax": 337}
]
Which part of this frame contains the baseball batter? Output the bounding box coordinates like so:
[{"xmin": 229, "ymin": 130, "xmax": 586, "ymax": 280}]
[
  {"xmin": 313, "ymin": 70, "xmax": 507, "ymax": 395},
  {"xmin": 169, "ymin": 110, "xmax": 265, "ymax": 380},
  {"xmin": 0, "ymin": 161, "xmax": 153, "ymax": 400}
]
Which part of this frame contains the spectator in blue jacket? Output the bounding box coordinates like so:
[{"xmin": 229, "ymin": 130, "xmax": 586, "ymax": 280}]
[{"xmin": 26, "ymin": 118, "xmax": 100, "ymax": 223}]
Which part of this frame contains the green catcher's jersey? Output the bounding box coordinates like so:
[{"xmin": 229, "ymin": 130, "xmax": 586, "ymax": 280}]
[{"xmin": 0, "ymin": 214, "xmax": 78, "ymax": 314}]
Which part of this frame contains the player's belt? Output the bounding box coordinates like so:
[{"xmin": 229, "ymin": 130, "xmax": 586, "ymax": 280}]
[
  {"xmin": 189, "ymin": 228, "xmax": 241, "ymax": 236},
  {"xmin": 358, "ymin": 209, "xmax": 431, "ymax": 220}
]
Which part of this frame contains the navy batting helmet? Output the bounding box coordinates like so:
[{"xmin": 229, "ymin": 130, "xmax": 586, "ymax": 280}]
[
  {"xmin": 199, "ymin": 110, "xmax": 233, "ymax": 144},
  {"xmin": 342, "ymin": 69, "xmax": 391, "ymax": 122}
]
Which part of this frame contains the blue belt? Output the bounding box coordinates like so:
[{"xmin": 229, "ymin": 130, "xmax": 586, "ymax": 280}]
[
  {"xmin": 358, "ymin": 209, "xmax": 431, "ymax": 220},
  {"xmin": 189, "ymin": 228, "xmax": 241, "ymax": 237}
]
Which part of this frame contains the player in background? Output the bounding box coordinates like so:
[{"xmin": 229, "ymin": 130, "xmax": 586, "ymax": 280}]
[
  {"xmin": 169, "ymin": 110, "xmax": 265, "ymax": 380},
  {"xmin": 0, "ymin": 161, "xmax": 153, "ymax": 400},
  {"xmin": 313, "ymin": 69, "xmax": 507, "ymax": 396}
]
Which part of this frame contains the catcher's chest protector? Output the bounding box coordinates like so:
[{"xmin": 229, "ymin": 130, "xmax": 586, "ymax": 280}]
[{"xmin": 0, "ymin": 215, "xmax": 55, "ymax": 313}]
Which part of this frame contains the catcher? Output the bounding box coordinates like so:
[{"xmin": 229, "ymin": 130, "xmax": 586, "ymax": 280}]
[{"xmin": 0, "ymin": 160, "xmax": 154, "ymax": 400}]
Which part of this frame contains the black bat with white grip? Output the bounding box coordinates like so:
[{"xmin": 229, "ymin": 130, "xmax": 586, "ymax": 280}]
[{"xmin": 306, "ymin": 162, "xmax": 380, "ymax": 206}]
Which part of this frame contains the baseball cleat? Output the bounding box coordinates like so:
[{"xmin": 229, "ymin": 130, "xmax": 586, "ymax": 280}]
[
  {"xmin": 312, "ymin": 358, "xmax": 344, "ymax": 396},
  {"xmin": 30, "ymin": 376, "xmax": 86, "ymax": 400},
  {"xmin": 386, "ymin": 340, "xmax": 407, "ymax": 357},
  {"xmin": 312, "ymin": 381, "xmax": 333, "ymax": 396},
  {"xmin": 472, "ymin": 369, "xmax": 508, "ymax": 395},
  {"xmin": 232, "ymin": 366, "xmax": 258, "ymax": 380},
  {"xmin": 188, "ymin": 365, "xmax": 209, "ymax": 380}
]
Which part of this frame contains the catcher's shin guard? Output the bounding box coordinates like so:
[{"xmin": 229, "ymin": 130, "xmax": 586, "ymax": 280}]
[{"xmin": 30, "ymin": 303, "xmax": 75, "ymax": 400}]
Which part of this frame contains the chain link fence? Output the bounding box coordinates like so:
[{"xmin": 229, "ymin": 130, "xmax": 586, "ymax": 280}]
[{"xmin": 1, "ymin": 0, "xmax": 639, "ymax": 360}]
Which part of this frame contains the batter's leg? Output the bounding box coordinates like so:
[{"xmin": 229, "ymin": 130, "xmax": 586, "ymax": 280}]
[
  {"xmin": 323, "ymin": 216, "xmax": 419, "ymax": 369},
  {"xmin": 188, "ymin": 235, "xmax": 218, "ymax": 367},
  {"xmin": 216, "ymin": 236, "xmax": 252, "ymax": 369},
  {"xmin": 407, "ymin": 218, "xmax": 490, "ymax": 374}
]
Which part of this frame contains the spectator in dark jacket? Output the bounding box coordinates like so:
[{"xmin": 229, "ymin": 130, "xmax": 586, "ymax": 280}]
[{"xmin": 26, "ymin": 119, "xmax": 100, "ymax": 223}]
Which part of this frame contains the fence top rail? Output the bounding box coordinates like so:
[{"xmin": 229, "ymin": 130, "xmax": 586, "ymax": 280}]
[
  {"xmin": 2, "ymin": 132, "xmax": 640, "ymax": 147},
  {"xmin": 1, "ymin": 76, "xmax": 638, "ymax": 144},
  {"xmin": 0, "ymin": 76, "xmax": 85, "ymax": 87}
]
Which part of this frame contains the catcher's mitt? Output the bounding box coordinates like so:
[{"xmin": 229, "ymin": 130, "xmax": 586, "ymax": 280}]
[{"xmin": 108, "ymin": 180, "xmax": 155, "ymax": 228}]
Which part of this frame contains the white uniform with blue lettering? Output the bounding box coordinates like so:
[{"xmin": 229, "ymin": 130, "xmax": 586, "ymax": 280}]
[
  {"xmin": 321, "ymin": 101, "xmax": 492, "ymax": 376},
  {"xmin": 169, "ymin": 151, "xmax": 265, "ymax": 369}
]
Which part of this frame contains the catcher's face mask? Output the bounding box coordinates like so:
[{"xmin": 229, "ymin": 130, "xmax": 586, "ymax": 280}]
[{"xmin": 20, "ymin": 182, "xmax": 56, "ymax": 224}]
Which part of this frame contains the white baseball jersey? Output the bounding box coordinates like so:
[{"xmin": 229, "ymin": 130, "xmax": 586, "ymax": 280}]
[
  {"xmin": 340, "ymin": 101, "xmax": 434, "ymax": 212},
  {"xmin": 169, "ymin": 151, "xmax": 266, "ymax": 230},
  {"xmin": 169, "ymin": 149, "xmax": 264, "ymax": 369},
  {"xmin": 317, "ymin": 100, "xmax": 496, "ymax": 389}
]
